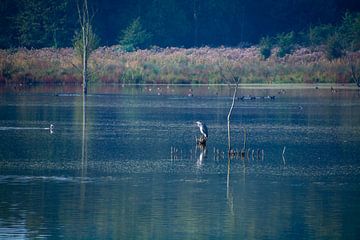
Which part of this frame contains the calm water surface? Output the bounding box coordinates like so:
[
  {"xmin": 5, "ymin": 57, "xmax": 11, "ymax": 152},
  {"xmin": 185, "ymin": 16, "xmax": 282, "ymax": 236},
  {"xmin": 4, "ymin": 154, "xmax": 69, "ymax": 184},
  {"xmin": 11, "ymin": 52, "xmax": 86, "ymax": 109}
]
[{"xmin": 0, "ymin": 85, "xmax": 360, "ymax": 239}]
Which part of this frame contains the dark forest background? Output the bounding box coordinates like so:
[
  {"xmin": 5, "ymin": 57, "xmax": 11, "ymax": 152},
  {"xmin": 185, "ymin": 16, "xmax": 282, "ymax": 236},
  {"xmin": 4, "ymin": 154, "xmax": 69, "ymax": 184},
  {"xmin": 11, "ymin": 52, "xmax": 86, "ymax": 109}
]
[{"xmin": 1, "ymin": 0, "xmax": 360, "ymax": 49}]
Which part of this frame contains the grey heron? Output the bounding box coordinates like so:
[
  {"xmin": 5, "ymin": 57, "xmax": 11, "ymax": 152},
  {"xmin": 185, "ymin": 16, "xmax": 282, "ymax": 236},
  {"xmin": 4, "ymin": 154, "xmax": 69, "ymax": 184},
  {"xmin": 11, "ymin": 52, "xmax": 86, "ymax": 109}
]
[{"xmin": 196, "ymin": 121, "xmax": 208, "ymax": 139}]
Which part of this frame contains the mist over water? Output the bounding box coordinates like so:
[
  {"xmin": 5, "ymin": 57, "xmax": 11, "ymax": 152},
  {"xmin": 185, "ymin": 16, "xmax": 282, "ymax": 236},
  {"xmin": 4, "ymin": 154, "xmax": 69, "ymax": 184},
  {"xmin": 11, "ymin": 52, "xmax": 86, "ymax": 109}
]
[{"xmin": 0, "ymin": 85, "xmax": 360, "ymax": 239}]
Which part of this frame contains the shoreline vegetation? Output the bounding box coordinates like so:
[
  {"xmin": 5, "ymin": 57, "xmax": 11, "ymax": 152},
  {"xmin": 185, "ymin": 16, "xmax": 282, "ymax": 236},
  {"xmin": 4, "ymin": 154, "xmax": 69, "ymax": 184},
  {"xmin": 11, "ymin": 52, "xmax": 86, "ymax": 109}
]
[
  {"xmin": 1, "ymin": 10, "xmax": 359, "ymax": 87},
  {"xmin": 1, "ymin": 45, "xmax": 359, "ymax": 86}
]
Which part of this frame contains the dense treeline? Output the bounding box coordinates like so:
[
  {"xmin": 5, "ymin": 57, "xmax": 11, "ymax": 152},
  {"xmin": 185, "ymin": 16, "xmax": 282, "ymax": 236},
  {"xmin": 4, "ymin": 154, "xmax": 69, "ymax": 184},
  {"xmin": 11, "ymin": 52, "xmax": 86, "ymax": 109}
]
[
  {"xmin": 259, "ymin": 12, "xmax": 360, "ymax": 60},
  {"xmin": 1, "ymin": 0, "xmax": 359, "ymax": 49}
]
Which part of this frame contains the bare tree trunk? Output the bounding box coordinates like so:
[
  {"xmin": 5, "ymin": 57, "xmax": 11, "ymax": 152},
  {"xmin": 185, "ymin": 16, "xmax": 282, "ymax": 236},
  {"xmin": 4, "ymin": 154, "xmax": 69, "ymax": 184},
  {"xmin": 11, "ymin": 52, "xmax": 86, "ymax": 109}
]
[
  {"xmin": 82, "ymin": 26, "xmax": 88, "ymax": 95},
  {"xmin": 227, "ymin": 82, "xmax": 239, "ymax": 153},
  {"xmin": 216, "ymin": 59, "xmax": 241, "ymax": 154},
  {"xmin": 78, "ymin": 0, "xmax": 90, "ymax": 95}
]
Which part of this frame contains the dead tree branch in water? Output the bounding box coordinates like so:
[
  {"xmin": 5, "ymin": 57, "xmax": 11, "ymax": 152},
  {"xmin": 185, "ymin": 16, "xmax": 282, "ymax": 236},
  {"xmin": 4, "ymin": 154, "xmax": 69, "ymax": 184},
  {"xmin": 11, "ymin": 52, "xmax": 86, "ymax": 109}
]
[
  {"xmin": 227, "ymin": 79, "xmax": 239, "ymax": 152},
  {"xmin": 216, "ymin": 58, "xmax": 241, "ymax": 154}
]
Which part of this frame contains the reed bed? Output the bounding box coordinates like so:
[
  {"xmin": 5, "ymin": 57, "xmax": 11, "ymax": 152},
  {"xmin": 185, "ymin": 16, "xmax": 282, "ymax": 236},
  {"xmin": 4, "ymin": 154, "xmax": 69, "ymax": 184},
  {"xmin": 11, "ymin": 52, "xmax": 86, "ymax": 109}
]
[{"xmin": 0, "ymin": 46, "xmax": 359, "ymax": 84}]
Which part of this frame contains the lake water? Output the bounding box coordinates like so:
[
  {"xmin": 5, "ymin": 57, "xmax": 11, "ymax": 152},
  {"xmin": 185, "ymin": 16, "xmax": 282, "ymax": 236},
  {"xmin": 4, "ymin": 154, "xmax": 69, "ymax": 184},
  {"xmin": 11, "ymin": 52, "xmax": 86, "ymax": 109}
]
[{"xmin": 0, "ymin": 84, "xmax": 360, "ymax": 239}]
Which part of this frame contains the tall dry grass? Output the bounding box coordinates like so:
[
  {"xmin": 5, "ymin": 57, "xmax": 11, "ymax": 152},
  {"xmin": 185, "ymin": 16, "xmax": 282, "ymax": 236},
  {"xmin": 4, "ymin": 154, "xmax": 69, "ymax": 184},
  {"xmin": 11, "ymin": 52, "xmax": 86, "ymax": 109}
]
[{"xmin": 0, "ymin": 45, "xmax": 359, "ymax": 84}]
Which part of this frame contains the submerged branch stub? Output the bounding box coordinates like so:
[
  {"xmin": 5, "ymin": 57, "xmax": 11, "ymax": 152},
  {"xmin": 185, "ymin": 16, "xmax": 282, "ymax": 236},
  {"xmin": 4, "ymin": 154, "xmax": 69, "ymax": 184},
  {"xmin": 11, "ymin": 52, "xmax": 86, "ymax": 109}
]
[
  {"xmin": 240, "ymin": 149, "xmax": 245, "ymax": 160},
  {"xmin": 228, "ymin": 148, "xmax": 236, "ymax": 158}
]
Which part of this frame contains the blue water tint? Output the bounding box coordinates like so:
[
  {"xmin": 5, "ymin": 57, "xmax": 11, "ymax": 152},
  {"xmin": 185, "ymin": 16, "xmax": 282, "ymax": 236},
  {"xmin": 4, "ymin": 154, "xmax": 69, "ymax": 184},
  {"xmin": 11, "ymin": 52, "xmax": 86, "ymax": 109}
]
[{"xmin": 0, "ymin": 85, "xmax": 360, "ymax": 239}]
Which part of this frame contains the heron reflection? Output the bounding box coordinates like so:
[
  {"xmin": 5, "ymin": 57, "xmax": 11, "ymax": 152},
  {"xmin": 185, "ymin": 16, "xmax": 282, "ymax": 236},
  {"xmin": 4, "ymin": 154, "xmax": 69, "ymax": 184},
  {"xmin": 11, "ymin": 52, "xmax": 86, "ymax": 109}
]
[{"xmin": 196, "ymin": 146, "xmax": 207, "ymax": 168}]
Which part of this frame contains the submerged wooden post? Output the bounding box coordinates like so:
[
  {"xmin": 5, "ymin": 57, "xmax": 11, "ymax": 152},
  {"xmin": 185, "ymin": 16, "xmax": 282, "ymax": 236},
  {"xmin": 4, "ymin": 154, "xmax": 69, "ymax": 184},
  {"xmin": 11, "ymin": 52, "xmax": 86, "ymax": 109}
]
[{"xmin": 241, "ymin": 150, "xmax": 245, "ymax": 160}]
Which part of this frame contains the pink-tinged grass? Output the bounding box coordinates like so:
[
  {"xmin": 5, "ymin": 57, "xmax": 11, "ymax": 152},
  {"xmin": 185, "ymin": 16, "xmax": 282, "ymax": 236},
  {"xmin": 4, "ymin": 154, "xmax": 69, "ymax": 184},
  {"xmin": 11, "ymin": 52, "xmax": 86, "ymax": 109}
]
[{"xmin": 0, "ymin": 46, "xmax": 359, "ymax": 85}]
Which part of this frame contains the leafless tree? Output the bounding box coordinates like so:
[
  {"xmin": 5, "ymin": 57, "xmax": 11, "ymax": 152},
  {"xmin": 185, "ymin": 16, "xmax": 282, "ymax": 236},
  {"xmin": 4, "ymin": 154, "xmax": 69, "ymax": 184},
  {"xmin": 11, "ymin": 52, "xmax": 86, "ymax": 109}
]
[
  {"xmin": 76, "ymin": 0, "xmax": 98, "ymax": 95},
  {"xmin": 217, "ymin": 59, "xmax": 241, "ymax": 153}
]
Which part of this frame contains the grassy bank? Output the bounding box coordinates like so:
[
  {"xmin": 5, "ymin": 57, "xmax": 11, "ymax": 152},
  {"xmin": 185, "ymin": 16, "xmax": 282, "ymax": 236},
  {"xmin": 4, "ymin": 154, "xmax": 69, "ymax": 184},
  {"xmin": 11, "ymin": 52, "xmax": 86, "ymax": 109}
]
[{"xmin": 0, "ymin": 46, "xmax": 359, "ymax": 85}]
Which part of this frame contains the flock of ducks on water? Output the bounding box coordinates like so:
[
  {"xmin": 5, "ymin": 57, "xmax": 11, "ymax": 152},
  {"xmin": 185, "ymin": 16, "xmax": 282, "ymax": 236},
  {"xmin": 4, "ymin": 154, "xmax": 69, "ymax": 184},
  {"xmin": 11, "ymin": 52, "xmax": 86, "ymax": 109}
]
[
  {"xmin": 143, "ymin": 85, "xmax": 339, "ymax": 99},
  {"xmin": 49, "ymin": 85, "xmax": 339, "ymax": 137}
]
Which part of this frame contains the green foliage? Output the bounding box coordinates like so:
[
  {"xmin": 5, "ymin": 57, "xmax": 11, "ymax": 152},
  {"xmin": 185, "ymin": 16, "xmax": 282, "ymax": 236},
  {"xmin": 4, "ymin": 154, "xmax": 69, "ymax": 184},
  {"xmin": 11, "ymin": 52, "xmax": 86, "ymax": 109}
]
[
  {"xmin": 302, "ymin": 11, "xmax": 360, "ymax": 59},
  {"xmin": 16, "ymin": 0, "xmax": 45, "ymax": 48},
  {"xmin": 338, "ymin": 12, "xmax": 360, "ymax": 51},
  {"xmin": 276, "ymin": 32, "xmax": 296, "ymax": 57},
  {"xmin": 305, "ymin": 12, "xmax": 360, "ymax": 55},
  {"xmin": 308, "ymin": 24, "xmax": 335, "ymax": 46},
  {"xmin": 118, "ymin": 18, "xmax": 152, "ymax": 52},
  {"xmin": 73, "ymin": 27, "xmax": 100, "ymax": 60},
  {"xmin": 15, "ymin": 0, "xmax": 75, "ymax": 48},
  {"xmin": 0, "ymin": 0, "xmax": 359, "ymax": 49},
  {"xmin": 0, "ymin": 0, "xmax": 17, "ymax": 49},
  {"xmin": 259, "ymin": 36, "xmax": 272, "ymax": 59},
  {"xmin": 144, "ymin": 0, "xmax": 189, "ymax": 47},
  {"xmin": 325, "ymin": 34, "xmax": 343, "ymax": 60}
]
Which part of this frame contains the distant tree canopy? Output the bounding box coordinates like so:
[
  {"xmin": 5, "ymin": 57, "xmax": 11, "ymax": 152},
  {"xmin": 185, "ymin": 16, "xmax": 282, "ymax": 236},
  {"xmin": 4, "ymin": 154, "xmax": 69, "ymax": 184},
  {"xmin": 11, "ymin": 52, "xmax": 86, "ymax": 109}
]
[
  {"xmin": 7, "ymin": 0, "xmax": 77, "ymax": 48},
  {"xmin": 118, "ymin": 17, "xmax": 152, "ymax": 51},
  {"xmin": 259, "ymin": 11, "xmax": 360, "ymax": 59},
  {"xmin": 0, "ymin": 0, "xmax": 360, "ymax": 49}
]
